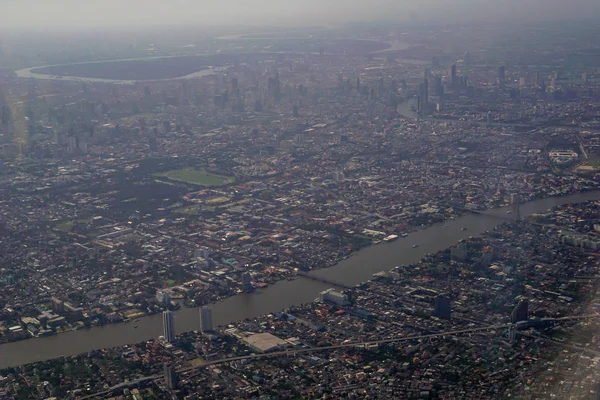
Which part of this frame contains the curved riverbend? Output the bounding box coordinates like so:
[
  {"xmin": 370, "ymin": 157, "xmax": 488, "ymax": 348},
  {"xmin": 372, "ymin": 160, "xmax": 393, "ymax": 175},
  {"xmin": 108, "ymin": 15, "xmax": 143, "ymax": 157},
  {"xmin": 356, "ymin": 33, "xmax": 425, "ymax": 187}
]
[{"xmin": 0, "ymin": 190, "xmax": 599, "ymax": 368}]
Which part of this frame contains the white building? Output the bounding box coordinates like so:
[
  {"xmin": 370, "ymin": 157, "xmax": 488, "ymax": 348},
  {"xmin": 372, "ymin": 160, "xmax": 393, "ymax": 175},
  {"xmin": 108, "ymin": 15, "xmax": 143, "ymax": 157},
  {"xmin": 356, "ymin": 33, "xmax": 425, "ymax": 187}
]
[
  {"xmin": 548, "ymin": 149, "xmax": 578, "ymax": 165},
  {"xmin": 156, "ymin": 290, "xmax": 171, "ymax": 306},
  {"xmin": 319, "ymin": 288, "xmax": 349, "ymax": 306}
]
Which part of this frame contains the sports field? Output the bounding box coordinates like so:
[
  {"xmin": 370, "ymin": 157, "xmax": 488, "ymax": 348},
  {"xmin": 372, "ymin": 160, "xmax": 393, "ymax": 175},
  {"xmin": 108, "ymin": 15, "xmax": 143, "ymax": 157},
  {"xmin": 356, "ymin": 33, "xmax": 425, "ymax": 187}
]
[{"xmin": 154, "ymin": 169, "xmax": 234, "ymax": 186}]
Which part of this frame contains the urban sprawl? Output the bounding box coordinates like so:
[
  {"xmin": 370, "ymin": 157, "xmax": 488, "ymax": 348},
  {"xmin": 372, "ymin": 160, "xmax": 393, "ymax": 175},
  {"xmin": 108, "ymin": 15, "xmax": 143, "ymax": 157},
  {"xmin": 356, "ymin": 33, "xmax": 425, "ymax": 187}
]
[{"xmin": 1, "ymin": 23, "xmax": 600, "ymax": 399}]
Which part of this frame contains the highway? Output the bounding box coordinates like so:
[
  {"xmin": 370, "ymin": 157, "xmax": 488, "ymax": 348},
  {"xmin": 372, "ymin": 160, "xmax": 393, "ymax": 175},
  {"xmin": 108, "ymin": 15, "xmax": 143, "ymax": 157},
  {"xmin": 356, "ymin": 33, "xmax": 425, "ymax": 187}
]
[{"xmin": 78, "ymin": 314, "xmax": 599, "ymax": 399}]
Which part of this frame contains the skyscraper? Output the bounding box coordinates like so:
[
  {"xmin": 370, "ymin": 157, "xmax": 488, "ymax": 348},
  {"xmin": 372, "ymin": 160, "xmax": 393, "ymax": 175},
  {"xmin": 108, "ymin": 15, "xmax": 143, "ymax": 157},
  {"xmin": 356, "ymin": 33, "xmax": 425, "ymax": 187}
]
[
  {"xmin": 498, "ymin": 66, "xmax": 505, "ymax": 85},
  {"xmin": 231, "ymin": 78, "xmax": 239, "ymax": 96},
  {"xmin": 423, "ymin": 78, "xmax": 429, "ymax": 105},
  {"xmin": 378, "ymin": 77, "xmax": 385, "ymax": 98},
  {"xmin": 164, "ymin": 364, "xmax": 178, "ymax": 390},
  {"xmin": 200, "ymin": 306, "xmax": 213, "ymax": 333},
  {"xmin": 156, "ymin": 289, "xmax": 171, "ymax": 306},
  {"xmin": 162, "ymin": 310, "xmax": 175, "ymax": 343},
  {"xmin": 451, "ymin": 64, "xmax": 457, "ymax": 88},
  {"xmin": 511, "ymin": 299, "xmax": 528, "ymax": 323},
  {"xmin": 242, "ymin": 272, "xmax": 252, "ymax": 292},
  {"xmin": 451, "ymin": 243, "xmax": 468, "ymax": 261},
  {"xmin": 434, "ymin": 295, "xmax": 451, "ymax": 320},
  {"xmin": 435, "ymin": 77, "xmax": 443, "ymax": 97}
]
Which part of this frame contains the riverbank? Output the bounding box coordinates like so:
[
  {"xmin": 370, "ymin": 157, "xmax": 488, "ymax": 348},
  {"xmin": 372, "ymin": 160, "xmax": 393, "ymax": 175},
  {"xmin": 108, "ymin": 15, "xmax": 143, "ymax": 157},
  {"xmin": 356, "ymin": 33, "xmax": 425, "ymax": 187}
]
[{"xmin": 1, "ymin": 190, "xmax": 599, "ymax": 368}]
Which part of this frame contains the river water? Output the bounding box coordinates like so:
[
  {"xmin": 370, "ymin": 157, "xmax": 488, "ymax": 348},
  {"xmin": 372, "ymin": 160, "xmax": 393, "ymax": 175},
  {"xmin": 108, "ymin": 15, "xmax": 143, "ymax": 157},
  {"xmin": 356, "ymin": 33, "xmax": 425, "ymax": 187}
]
[{"xmin": 1, "ymin": 190, "xmax": 600, "ymax": 368}]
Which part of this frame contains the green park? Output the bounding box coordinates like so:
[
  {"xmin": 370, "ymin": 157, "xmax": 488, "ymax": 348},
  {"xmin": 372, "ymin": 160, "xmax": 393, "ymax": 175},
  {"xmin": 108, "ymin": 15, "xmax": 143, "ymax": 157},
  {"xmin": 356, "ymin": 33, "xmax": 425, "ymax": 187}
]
[{"xmin": 153, "ymin": 168, "xmax": 235, "ymax": 187}]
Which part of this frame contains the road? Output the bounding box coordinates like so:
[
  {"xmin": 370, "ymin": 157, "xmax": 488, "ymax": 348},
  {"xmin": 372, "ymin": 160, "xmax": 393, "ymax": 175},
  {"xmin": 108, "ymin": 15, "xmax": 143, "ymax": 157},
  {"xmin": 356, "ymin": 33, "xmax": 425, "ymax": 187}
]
[{"xmin": 79, "ymin": 314, "xmax": 599, "ymax": 399}]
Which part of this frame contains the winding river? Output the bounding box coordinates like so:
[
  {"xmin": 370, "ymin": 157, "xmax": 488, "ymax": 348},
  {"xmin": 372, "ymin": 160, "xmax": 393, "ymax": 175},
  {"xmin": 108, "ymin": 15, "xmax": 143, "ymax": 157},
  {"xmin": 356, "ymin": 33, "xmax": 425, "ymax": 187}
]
[{"xmin": 1, "ymin": 190, "xmax": 599, "ymax": 368}]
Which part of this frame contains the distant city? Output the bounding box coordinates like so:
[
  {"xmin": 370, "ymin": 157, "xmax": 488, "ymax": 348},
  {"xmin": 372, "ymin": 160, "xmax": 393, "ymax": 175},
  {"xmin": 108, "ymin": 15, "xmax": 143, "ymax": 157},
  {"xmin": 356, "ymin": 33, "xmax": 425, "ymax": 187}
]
[{"xmin": 0, "ymin": 18, "xmax": 600, "ymax": 399}]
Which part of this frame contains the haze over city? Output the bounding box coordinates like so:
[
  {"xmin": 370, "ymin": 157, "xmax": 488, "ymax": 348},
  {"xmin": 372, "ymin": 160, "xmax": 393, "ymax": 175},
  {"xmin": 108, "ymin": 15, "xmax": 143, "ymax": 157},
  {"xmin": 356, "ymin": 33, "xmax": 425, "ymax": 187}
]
[
  {"xmin": 3, "ymin": 0, "xmax": 600, "ymax": 398},
  {"xmin": 2, "ymin": 0, "xmax": 600, "ymax": 31}
]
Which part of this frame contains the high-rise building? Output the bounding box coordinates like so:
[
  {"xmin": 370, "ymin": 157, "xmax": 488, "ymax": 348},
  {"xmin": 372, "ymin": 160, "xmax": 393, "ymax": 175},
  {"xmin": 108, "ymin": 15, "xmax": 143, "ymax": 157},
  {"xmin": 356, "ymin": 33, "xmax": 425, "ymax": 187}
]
[
  {"xmin": 200, "ymin": 306, "xmax": 213, "ymax": 333},
  {"xmin": 508, "ymin": 326, "xmax": 516, "ymax": 340},
  {"xmin": 434, "ymin": 295, "xmax": 451, "ymax": 319},
  {"xmin": 435, "ymin": 77, "xmax": 443, "ymax": 97},
  {"xmin": 51, "ymin": 297, "xmax": 65, "ymax": 313},
  {"xmin": 451, "ymin": 64, "xmax": 457, "ymax": 88},
  {"xmin": 511, "ymin": 299, "xmax": 528, "ymax": 323},
  {"xmin": 68, "ymin": 136, "xmax": 77, "ymax": 153},
  {"xmin": 164, "ymin": 364, "xmax": 178, "ymax": 390},
  {"xmin": 423, "ymin": 78, "xmax": 429, "ymax": 105},
  {"xmin": 242, "ymin": 272, "xmax": 252, "ymax": 292},
  {"xmin": 149, "ymin": 135, "xmax": 157, "ymax": 152},
  {"xmin": 498, "ymin": 66, "xmax": 505, "ymax": 85},
  {"xmin": 78, "ymin": 137, "xmax": 88, "ymax": 154},
  {"xmin": 194, "ymin": 247, "xmax": 208, "ymax": 260},
  {"xmin": 466, "ymin": 85, "xmax": 474, "ymax": 98},
  {"xmin": 162, "ymin": 310, "xmax": 175, "ymax": 343},
  {"xmin": 451, "ymin": 243, "xmax": 468, "ymax": 261},
  {"xmin": 156, "ymin": 290, "xmax": 171, "ymax": 306}
]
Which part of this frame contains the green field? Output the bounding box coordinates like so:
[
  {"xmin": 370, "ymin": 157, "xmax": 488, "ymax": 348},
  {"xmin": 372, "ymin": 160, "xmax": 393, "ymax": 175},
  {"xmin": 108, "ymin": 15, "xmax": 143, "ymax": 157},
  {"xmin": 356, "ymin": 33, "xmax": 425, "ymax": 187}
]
[
  {"xmin": 55, "ymin": 221, "xmax": 74, "ymax": 232},
  {"xmin": 173, "ymin": 205, "xmax": 202, "ymax": 215},
  {"xmin": 154, "ymin": 169, "xmax": 234, "ymax": 187},
  {"xmin": 583, "ymin": 159, "xmax": 600, "ymax": 168}
]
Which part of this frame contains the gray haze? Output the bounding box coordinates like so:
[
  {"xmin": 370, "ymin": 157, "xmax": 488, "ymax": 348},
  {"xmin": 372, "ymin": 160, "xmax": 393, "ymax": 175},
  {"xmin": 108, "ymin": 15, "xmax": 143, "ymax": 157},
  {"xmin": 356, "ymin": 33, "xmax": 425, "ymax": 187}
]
[{"xmin": 2, "ymin": 0, "xmax": 600, "ymax": 31}]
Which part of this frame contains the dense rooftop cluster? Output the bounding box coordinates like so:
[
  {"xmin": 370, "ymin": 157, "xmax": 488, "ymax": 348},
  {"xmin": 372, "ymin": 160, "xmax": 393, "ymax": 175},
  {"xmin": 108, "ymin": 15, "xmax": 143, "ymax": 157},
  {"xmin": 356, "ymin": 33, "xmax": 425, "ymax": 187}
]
[{"xmin": 2, "ymin": 201, "xmax": 600, "ymax": 398}]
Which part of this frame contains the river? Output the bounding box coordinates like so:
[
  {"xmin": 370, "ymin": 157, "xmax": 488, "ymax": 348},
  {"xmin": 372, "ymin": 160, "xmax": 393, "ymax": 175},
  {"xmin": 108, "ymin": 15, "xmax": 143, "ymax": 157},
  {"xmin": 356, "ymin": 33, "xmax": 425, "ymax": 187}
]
[
  {"xmin": 15, "ymin": 64, "xmax": 229, "ymax": 84},
  {"xmin": 1, "ymin": 190, "xmax": 600, "ymax": 368}
]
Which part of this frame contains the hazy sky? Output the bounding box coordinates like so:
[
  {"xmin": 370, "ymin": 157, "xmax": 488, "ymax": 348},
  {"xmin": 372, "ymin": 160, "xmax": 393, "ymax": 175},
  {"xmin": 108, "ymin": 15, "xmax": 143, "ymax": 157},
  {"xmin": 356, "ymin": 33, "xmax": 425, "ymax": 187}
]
[{"xmin": 2, "ymin": 0, "xmax": 600, "ymax": 31}]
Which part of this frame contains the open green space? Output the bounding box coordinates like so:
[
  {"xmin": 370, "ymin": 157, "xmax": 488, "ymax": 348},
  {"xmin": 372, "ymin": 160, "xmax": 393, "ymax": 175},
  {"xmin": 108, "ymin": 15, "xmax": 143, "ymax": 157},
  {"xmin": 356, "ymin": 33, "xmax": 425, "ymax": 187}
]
[
  {"xmin": 55, "ymin": 221, "xmax": 74, "ymax": 233},
  {"xmin": 173, "ymin": 205, "xmax": 202, "ymax": 215},
  {"xmin": 583, "ymin": 159, "xmax": 600, "ymax": 168},
  {"xmin": 153, "ymin": 169, "xmax": 234, "ymax": 187},
  {"xmin": 163, "ymin": 279, "xmax": 176, "ymax": 287}
]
